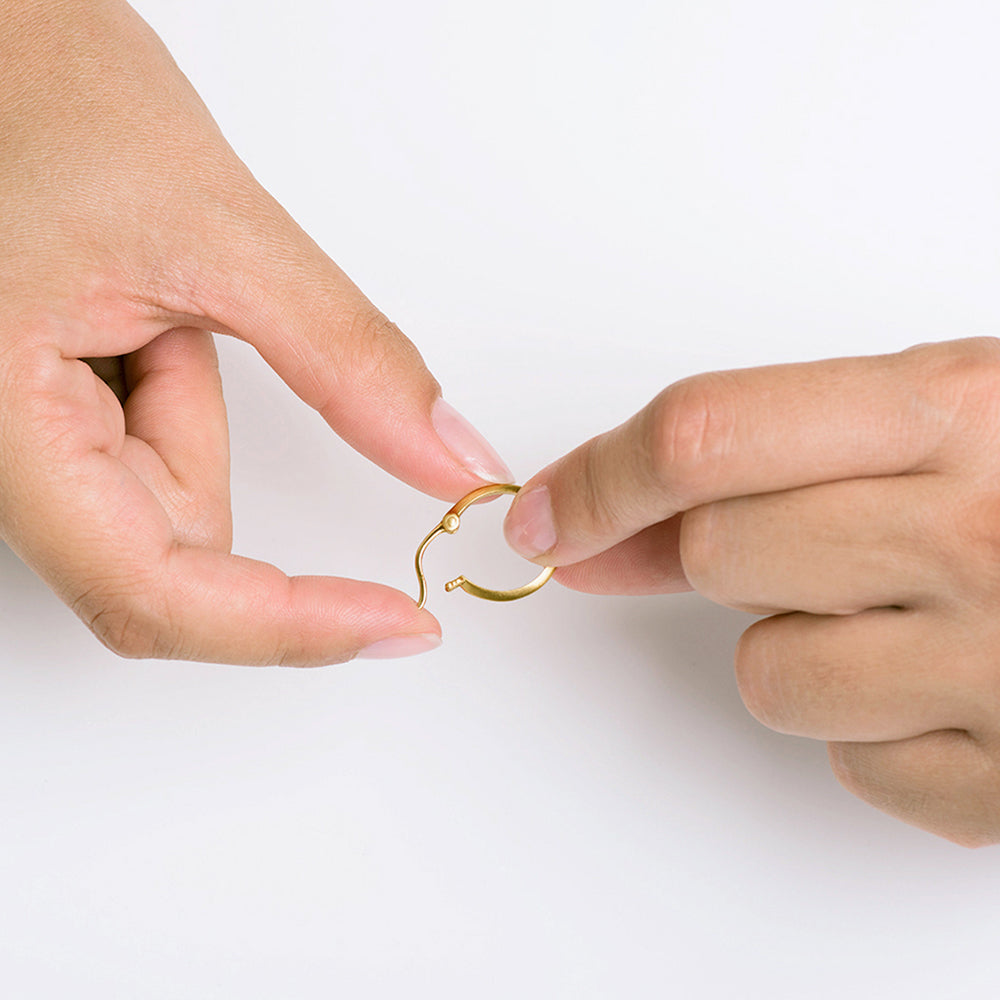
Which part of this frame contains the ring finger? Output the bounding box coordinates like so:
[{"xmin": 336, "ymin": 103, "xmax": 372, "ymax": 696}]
[{"xmin": 735, "ymin": 608, "xmax": 990, "ymax": 742}]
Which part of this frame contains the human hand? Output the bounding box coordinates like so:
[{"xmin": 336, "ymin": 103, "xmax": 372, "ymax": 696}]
[
  {"xmin": 504, "ymin": 338, "xmax": 1000, "ymax": 846},
  {"xmin": 0, "ymin": 0, "xmax": 510, "ymax": 665}
]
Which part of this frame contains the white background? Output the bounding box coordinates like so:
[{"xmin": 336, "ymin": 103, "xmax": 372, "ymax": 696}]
[{"xmin": 2, "ymin": 0, "xmax": 999, "ymax": 996}]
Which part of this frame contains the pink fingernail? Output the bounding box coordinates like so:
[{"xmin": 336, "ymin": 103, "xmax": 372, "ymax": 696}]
[
  {"xmin": 504, "ymin": 485, "xmax": 557, "ymax": 559},
  {"xmin": 356, "ymin": 633, "xmax": 442, "ymax": 660},
  {"xmin": 432, "ymin": 398, "xmax": 513, "ymax": 483}
]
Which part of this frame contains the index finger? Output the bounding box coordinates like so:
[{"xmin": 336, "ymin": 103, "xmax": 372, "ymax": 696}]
[
  {"xmin": 504, "ymin": 338, "xmax": 995, "ymax": 566},
  {"xmin": 189, "ymin": 188, "xmax": 513, "ymax": 502}
]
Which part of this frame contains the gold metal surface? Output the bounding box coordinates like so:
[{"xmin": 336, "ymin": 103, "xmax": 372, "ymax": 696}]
[{"xmin": 414, "ymin": 484, "xmax": 555, "ymax": 609}]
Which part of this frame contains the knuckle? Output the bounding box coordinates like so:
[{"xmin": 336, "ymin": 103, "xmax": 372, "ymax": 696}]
[
  {"xmin": 73, "ymin": 583, "xmax": 177, "ymax": 660},
  {"xmin": 646, "ymin": 372, "xmax": 738, "ymax": 506},
  {"xmin": 945, "ymin": 490, "xmax": 1000, "ymax": 599},
  {"xmin": 90, "ymin": 606, "xmax": 154, "ymax": 659},
  {"xmin": 348, "ymin": 305, "xmax": 399, "ymax": 347},
  {"xmin": 829, "ymin": 738, "xmax": 1000, "ymax": 849},
  {"xmin": 306, "ymin": 305, "xmax": 431, "ymax": 418},
  {"xmin": 906, "ymin": 337, "xmax": 1000, "ymax": 439},
  {"xmin": 678, "ymin": 504, "xmax": 723, "ymax": 597},
  {"xmin": 827, "ymin": 742, "xmax": 877, "ymax": 802},
  {"xmin": 941, "ymin": 336, "xmax": 1000, "ymax": 387},
  {"xmin": 826, "ymin": 743, "xmax": 942, "ymax": 836},
  {"xmin": 904, "ymin": 335, "xmax": 1000, "ymax": 371},
  {"xmin": 345, "ymin": 307, "xmax": 422, "ymax": 382},
  {"xmin": 169, "ymin": 487, "xmax": 233, "ymax": 552},
  {"xmin": 952, "ymin": 339, "xmax": 1000, "ymax": 422},
  {"xmin": 733, "ymin": 618, "xmax": 791, "ymax": 731},
  {"xmin": 936, "ymin": 819, "xmax": 1000, "ymax": 849},
  {"xmin": 578, "ymin": 434, "xmax": 636, "ymax": 538}
]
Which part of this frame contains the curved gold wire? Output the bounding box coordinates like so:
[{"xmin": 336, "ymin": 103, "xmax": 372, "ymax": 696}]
[{"xmin": 414, "ymin": 483, "xmax": 555, "ymax": 609}]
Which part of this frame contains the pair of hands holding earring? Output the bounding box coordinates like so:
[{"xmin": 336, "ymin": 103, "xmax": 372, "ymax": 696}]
[{"xmin": 4, "ymin": 0, "xmax": 1000, "ymax": 846}]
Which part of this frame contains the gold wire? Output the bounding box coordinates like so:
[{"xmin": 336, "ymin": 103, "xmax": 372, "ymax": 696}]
[{"xmin": 414, "ymin": 484, "xmax": 555, "ymax": 609}]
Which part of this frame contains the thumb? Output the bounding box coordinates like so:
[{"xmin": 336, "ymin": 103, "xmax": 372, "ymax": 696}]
[
  {"xmin": 504, "ymin": 346, "xmax": 961, "ymax": 568},
  {"xmin": 191, "ymin": 190, "xmax": 510, "ymax": 499}
]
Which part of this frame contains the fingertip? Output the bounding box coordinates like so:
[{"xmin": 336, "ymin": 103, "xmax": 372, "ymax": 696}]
[
  {"xmin": 431, "ymin": 398, "xmax": 514, "ymax": 484},
  {"xmin": 355, "ymin": 632, "xmax": 443, "ymax": 660},
  {"xmin": 504, "ymin": 484, "xmax": 557, "ymax": 561},
  {"xmin": 345, "ymin": 591, "xmax": 443, "ymax": 661}
]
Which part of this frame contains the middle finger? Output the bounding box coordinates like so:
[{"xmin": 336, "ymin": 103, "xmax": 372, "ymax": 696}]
[{"xmin": 680, "ymin": 475, "xmax": 948, "ymax": 615}]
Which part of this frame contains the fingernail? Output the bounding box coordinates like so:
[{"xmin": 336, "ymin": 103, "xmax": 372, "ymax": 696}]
[
  {"xmin": 432, "ymin": 398, "xmax": 513, "ymax": 483},
  {"xmin": 504, "ymin": 485, "xmax": 557, "ymax": 559},
  {"xmin": 356, "ymin": 633, "xmax": 442, "ymax": 660}
]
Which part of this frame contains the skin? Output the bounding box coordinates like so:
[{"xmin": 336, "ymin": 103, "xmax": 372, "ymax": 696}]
[
  {"xmin": 505, "ymin": 338, "xmax": 1000, "ymax": 847},
  {"xmin": 0, "ymin": 0, "xmax": 513, "ymax": 665},
  {"xmin": 7, "ymin": 2, "xmax": 995, "ymax": 846}
]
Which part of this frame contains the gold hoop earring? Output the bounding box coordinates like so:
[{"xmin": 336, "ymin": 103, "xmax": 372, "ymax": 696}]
[{"xmin": 414, "ymin": 484, "xmax": 555, "ymax": 609}]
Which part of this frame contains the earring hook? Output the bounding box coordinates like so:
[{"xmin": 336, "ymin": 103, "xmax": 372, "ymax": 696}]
[{"xmin": 414, "ymin": 483, "xmax": 555, "ymax": 609}]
